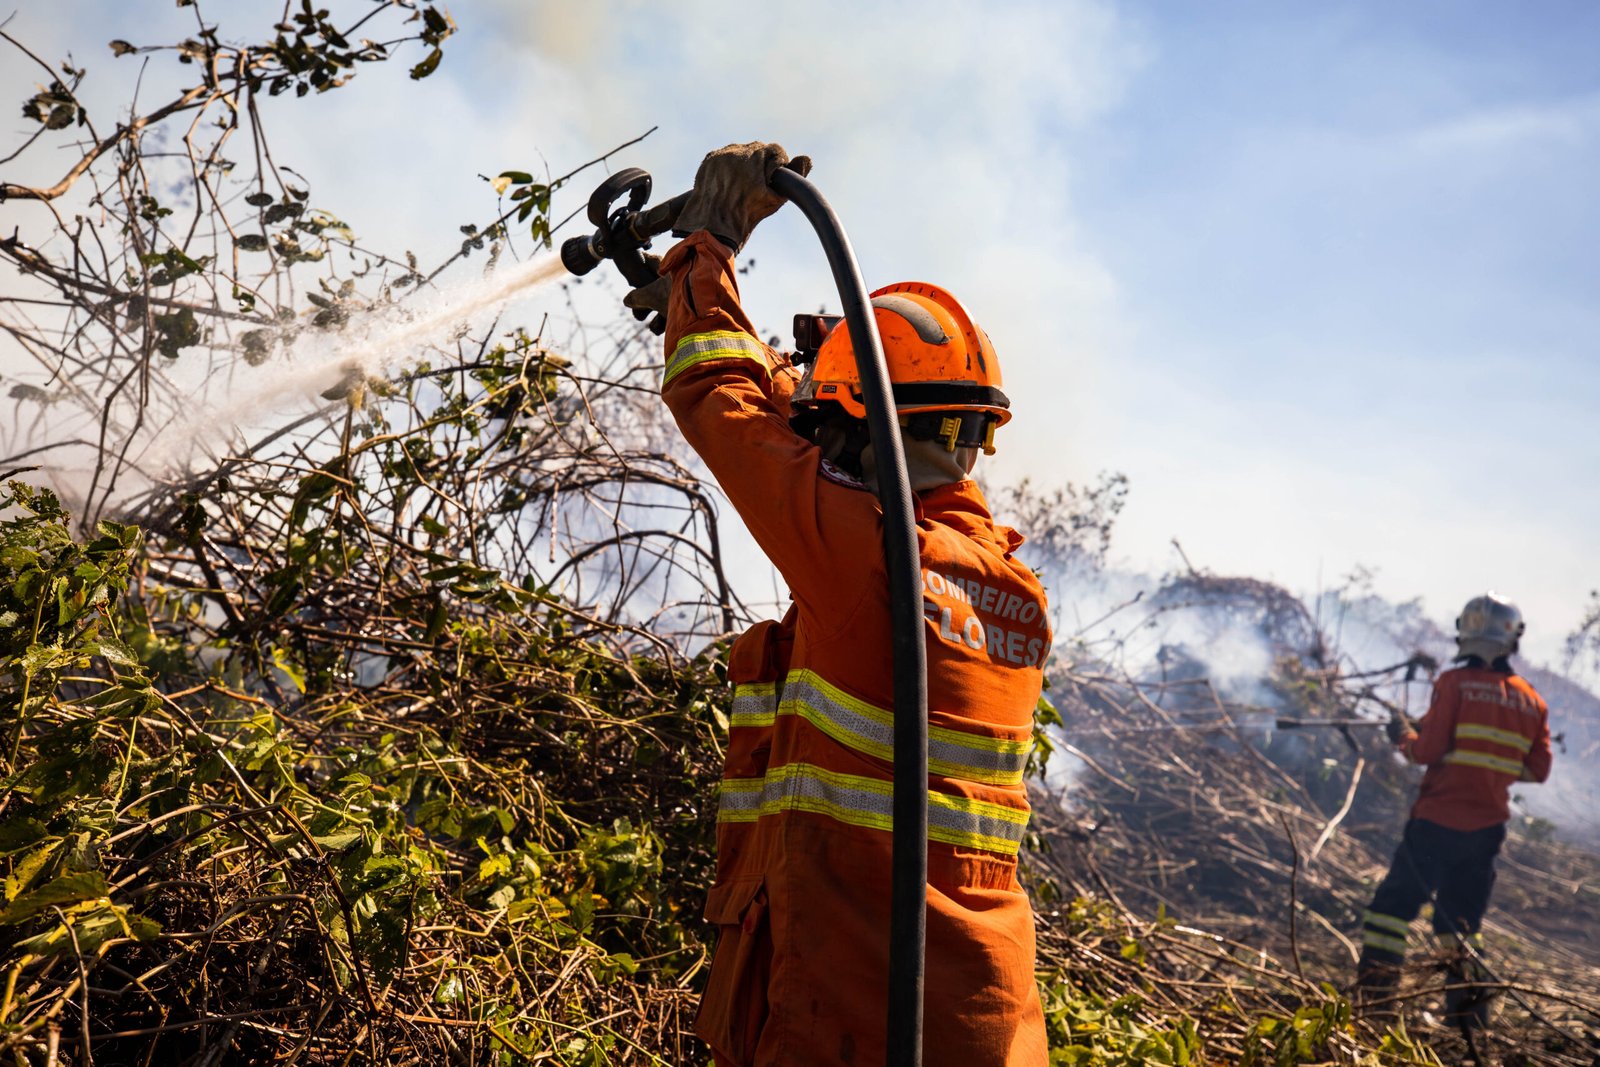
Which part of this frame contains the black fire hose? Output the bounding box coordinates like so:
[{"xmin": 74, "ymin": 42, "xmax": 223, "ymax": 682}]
[
  {"xmin": 561, "ymin": 166, "xmax": 930, "ymax": 1065},
  {"xmin": 768, "ymin": 167, "xmax": 930, "ymax": 1067}
]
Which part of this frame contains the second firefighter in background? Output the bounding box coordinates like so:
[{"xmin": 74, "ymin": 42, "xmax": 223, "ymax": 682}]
[{"xmin": 1357, "ymin": 593, "xmax": 1553, "ymax": 1031}]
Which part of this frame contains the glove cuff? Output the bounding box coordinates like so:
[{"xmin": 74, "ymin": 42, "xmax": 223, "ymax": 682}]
[{"xmin": 672, "ymin": 204, "xmax": 745, "ymax": 252}]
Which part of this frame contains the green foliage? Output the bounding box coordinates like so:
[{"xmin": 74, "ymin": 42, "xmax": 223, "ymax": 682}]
[
  {"xmin": 488, "ymin": 171, "xmax": 565, "ymax": 246},
  {"xmin": 0, "ymin": 332, "xmax": 722, "ymax": 1061},
  {"xmin": 1, "ymin": 481, "xmax": 142, "ymax": 737},
  {"xmin": 152, "ymin": 306, "xmax": 203, "ymax": 358},
  {"xmin": 1039, "ymin": 980, "xmax": 1200, "ymax": 1066},
  {"xmin": 0, "ymin": 483, "xmax": 160, "ymax": 972},
  {"xmin": 1029, "ymin": 689, "xmax": 1063, "ymax": 781},
  {"xmin": 1241, "ymin": 989, "xmax": 1350, "ymax": 1066},
  {"xmin": 1240, "ymin": 987, "xmax": 1441, "ymax": 1067},
  {"xmin": 20, "ymin": 78, "xmax": 82, "ymax": 130},
  {"xmin": 1033, "ymin": 899, "xmax": 1199, "ymax": 1064},
  {"xmin": 252, "ymin": 0, "xmax": 454, "ymax": 97}
]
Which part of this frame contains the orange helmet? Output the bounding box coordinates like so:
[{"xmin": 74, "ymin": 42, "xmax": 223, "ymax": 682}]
[{"xmin": 792, "ymin": 282, "xmax": 1010, "ymax": 454}]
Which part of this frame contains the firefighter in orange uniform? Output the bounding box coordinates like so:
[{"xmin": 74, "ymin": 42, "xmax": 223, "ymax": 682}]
[
  {"xmin": 628, "ymin": 143, "xmax": 1050, "ymax": 1064},
  {"xmin": 1357, "ymin": 593, "xmax": 1553, "ymax": 1030}
]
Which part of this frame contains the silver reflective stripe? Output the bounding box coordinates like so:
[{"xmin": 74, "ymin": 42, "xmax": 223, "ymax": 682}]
[
  {"xmin": 730, "ymin": 682, "xmax": 776, "ymax": 729},
  {"xmin": 1455, "ymin": 723, "xmax": 1532, "ymax": 753},
  {"xmin": 717, "ymin": 777, "xmax": 768, "ymax": 819},
  {"xmin": 928, "ymin": 789, "xmax": 1032, "ymax": 853},
  {"xmin": 716, "ymin": 763, "xmax": 1029, "ymax": 855},
  {"xmin": 780, "ymin": 669, "xmax": 1029, "ymax": 786},
  {"xmin": 664, "ymin": 330, "xmax": 769, "ymax": 386}
]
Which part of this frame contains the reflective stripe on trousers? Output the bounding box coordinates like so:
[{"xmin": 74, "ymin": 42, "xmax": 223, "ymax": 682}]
[{"xmin": 1361, "ymin": 909, "xmax": 1409, "ymax": 958}]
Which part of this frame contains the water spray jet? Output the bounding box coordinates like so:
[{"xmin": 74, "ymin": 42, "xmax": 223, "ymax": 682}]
[{"xmin": 143, "ymin": 255, "xmax": 569, "ymax": 477}]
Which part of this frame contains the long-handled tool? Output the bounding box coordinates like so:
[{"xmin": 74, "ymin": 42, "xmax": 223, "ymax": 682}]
[{"xmin": 562, "ymin": 164, "xmax": 930, "ymax": 1067}]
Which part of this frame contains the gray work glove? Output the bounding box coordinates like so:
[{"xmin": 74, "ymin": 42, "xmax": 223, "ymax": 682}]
[
  {"xmin": 623, "ymin": 253, "xmax": 669, "ymax": 316},
  {"xmin": 674, "ymin": 142, "xmax": 812, "ymax": 252}
]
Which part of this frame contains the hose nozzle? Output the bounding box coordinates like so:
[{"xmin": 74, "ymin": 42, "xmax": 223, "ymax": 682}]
[
  {"xmin": 559, "ymin": 168, "xmax": 692, "ymax": 335},
  {"xmin": 559, "ymin": 232, "xmax": 605, "ymax": 277}
]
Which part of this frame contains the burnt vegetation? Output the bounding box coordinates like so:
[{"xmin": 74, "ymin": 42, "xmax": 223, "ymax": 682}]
[{"xmin": 3, "ymin": 5, "xmax": 1598, "ymax": 1065}]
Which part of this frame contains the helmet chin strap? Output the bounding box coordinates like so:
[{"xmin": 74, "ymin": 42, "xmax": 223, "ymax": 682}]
[{"xmin": 861, "ymin": 434, "xmax": 977, "ymax": 493}]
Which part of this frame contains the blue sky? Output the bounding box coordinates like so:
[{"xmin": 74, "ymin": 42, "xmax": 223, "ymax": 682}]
[
  {"xmin": 7, "ymin": 1, "xmax": 1598, "ymax": 665},
  {"xmin": 1060, "ymin": 3, "xmax": 1600, "ymax": 664}
]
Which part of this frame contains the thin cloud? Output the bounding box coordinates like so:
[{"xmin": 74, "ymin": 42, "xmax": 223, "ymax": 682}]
[{"xmin": 1409, "ymin": 94, "xmax": 1600, "ymax": 154}]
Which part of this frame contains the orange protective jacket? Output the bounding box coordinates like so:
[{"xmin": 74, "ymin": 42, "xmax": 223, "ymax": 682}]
[
  {"xmin": 1403, "ymin": 665, "xmax": 1552, "ymax": 831},
  {"xmin": 659, "ymin": 232, "xmax": 1050, "ymax": 1066}
]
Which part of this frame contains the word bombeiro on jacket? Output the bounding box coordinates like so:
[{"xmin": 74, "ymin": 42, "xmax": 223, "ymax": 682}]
[{"xmin": 659, "ymin": 232, "xmax": 1050, "ymax": 1066}]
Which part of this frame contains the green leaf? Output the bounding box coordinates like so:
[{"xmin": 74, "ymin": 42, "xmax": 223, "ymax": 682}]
[
  {"xmin": 152, "ymin": 307, "xmax": 202, "ymax": 359},
  {"xmin": 124, "ymin": 910, "xmax": 162, "ymax": 942},
  {"xmin": 4, "ymin": 839, "xmax": 61, "ymax": 900},
  {"xmin": 0, "ymin": 819, "xmax": 50, "ymax": 855},
  {"xmin": 409, "ymin": 47, "xmax": 442, "ymax": 80},
  {"xmin": 21, "ymin": 643, "xmax": 69, "ymax": 674},
  {"xmin": 272, "ymin": 646, "xmax": 307, "ymax": 693},
  {"xmin": 312, "ymin": 830, "xmax": 362, "ymax": 851},
  {"xmin": 434, "ymin": 973, "xmax": 464, "ymax": 1005},
  {"xmin": 16, "ymin": 902, "xmax": 159, "ymax": 958},
  {"xmin": 358, "ymin": 907, "xmax": 407, "ymax": 984},
  {"xmin": 90, "ymin": 635, "xmax": 139, "ymax": 667},
  {"xmin": 0, "ymin": 871, "xmax": 109, "ymax": 924},
  {"xmin": 353, "ymin": 856, "xmax": 407, "ymax": 894}
]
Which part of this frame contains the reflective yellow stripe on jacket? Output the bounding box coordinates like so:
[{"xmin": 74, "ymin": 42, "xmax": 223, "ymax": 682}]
[
  {"xmin": 664, "ymin": 330, "xmax": 769, "ymax": 386},
  {"xmin": 718, "ymin": 763, "xmax": 1031, "ymax": 856},
  {"xmin": 730, "ymin": 682, "xmax": 776, "ymax": 728},
  {"xmin": 1444, "ymin": 749, "xmax": 1525, "ymax": 776},
  {"xmin": 1455, "ymin": 723, "xmax": 1533, "ymax": 753},
  {"xmin": 779, "ymin": 669, "xmax": 1030, "ymax": 786}
]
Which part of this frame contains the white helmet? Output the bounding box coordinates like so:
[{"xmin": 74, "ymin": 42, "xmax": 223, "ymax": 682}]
[{"xmin": 1455, "ymin": 592, "xmax": 1525, "ymax": 662}]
